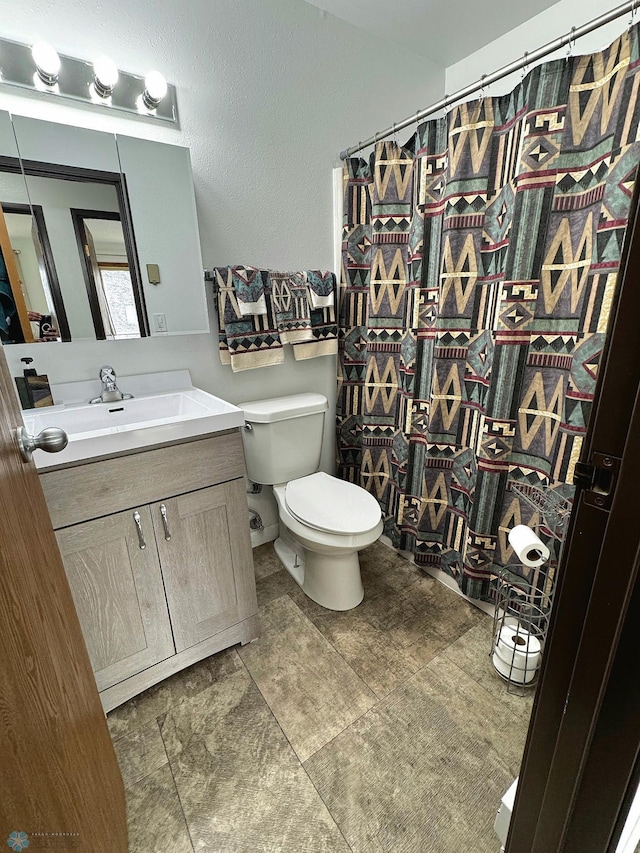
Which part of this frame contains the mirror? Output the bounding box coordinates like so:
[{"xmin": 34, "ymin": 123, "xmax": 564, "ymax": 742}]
[{"xmin": 0, "ymin": 111, "xmax": 208, "ymax": 344}]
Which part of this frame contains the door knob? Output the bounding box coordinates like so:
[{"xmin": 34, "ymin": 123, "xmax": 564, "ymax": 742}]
[{"xmin": 16, "ymin": 426, "xmax": 69, "ymax": 462}]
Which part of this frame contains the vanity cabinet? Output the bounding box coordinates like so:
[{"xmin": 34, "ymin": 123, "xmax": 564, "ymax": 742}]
[
  {"xmin": 40, "ymin": 430, "xmax": 259, "ymax": 711},
  {"xmin": 153, "ymin": 480, "xmax": 255, "ymax": 653},
  {"xmin": 56, "ymin": 505, "xmax": 175, "ymax": 692}
]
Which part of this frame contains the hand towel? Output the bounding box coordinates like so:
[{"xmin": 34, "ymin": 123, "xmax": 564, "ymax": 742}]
[
  {"xmin": 305, "ymin": 270, "xmax": 336, "ymax": 308},
  {"xmin": 292, "ymin": 302, "xmax": 338, "ymax": 361},
  {"xmin": 270, "ymin": 271, "xmax": 314, "ymax": 344},
  {"xmin": 213, "ymin": 267, "xmax": 284, "ymax": 372},
  {"xmin": 231, "ymin": 266, "xmax": 268, "ymax": 316}
]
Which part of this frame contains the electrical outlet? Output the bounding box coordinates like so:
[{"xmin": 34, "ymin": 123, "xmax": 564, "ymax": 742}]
[{"xmin": 152, "ymin": 313, "xmax": 167, "ymax": 333}]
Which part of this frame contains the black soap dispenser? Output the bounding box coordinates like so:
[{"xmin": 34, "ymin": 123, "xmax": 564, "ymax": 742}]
[{"xmin": 14, "ymin": 357, "xmax": 54, "ymax": 409}]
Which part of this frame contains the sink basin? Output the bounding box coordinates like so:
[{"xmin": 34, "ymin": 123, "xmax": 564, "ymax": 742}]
[{"xmin": 23, "ymin": 387, "xmax": 245, "ymax": 469}]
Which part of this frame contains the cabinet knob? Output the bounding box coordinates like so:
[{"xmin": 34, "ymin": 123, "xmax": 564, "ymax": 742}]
[{"xmin": 16, "ymin": 426, "xmax": 68, "ymax": 463}]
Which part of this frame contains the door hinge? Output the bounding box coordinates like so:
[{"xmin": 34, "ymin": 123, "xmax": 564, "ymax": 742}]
[{"xmin": 573, "ymin": 451, "xmax": 621, "ymax": 511}]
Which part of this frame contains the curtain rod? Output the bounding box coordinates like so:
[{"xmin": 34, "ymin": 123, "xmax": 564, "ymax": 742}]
[{"xmin": 339, "ymin": 0, "xmax": 636, "ymax": 160}]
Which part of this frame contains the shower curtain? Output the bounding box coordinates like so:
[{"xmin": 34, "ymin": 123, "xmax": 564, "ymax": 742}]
[{"xmin": 337, "ymin": 26, "xmax": 640, "ymax": 601}]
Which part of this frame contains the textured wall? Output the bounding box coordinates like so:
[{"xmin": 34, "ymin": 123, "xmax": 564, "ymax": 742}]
[{"xmin": 445, "ymin": 0, "xmax": 628, "ymax": 95}]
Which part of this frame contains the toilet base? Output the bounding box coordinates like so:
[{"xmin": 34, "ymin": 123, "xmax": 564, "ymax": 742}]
[{"xmin": 274, "ymin": 532, "xmax": 364, "ymax": 611}]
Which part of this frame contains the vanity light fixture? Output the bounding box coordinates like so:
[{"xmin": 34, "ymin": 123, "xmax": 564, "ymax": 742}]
[
  {"xmin": 92, "ymin": 55, "xmax": 119, "ymax": 99},
  {"xmin": 0, "ymin": 35, "xmax": 178, "ymax": 123},
  {"xmin": 141, "ymin": 71, "xmax": 168, "ymax": 110},
  {"xmin": 31, "ymin": 40, "xmax": 60, "ymax": 86}
]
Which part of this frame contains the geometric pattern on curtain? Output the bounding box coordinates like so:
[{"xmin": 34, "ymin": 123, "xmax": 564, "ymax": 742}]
[{"xmin": 337, "ymin": 26, "xmax": 640, "ymax": 601}]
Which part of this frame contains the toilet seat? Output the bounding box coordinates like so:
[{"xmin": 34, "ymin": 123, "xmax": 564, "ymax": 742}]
[{"xmin": 285, "ymin": 472, "xmax": 381, "ymax": 535}]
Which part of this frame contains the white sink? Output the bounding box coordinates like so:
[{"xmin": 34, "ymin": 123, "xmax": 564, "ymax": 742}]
[{"xmin": 23, "ymin": 382, "xmax": 245, "ymax": 470}]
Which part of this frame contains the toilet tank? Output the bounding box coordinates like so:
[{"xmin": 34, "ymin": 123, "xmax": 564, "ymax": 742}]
[{"xmin": 240, "ymin": 393, "xmax": 328, "ymax": 485}]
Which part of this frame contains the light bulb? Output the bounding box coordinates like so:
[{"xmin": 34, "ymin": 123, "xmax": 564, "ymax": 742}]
[
  {"xmin": 93, "ymin": 56, "xmax": 119, "ymax": 98},
  {"xmin": 32, "ymin": 41, "xmax": 60, "ymax": 85},
  {"xmin": 142, "ymin": 71, "xmax": 167, "ymax": 109}
]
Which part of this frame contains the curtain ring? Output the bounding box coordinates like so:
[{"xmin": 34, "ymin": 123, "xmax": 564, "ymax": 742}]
[
  {"xmin": 630, "ymin": 0, "xmax": 637, "ymax": 30},
  {"xmin": 566, "ymin": 26, "xmax": 576, "ymax": 61},
  {"xmin": 478, "ymin": 74, "xmax": 487, "ymax": 101},
  {"xmin": 444, "ymin": 95, "xmax": 451, "ymax": 115},
  {"xmin": 521, "ymin": 50, "xmax": 529, "ymax": 82}
]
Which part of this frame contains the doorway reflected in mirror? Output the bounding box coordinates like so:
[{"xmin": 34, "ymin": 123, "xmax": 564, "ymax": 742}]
[
  {"xmin": 0, "ymin": 156, "xmax": 148, "ymax": 344},
  {"xmin": 71, "ymin": 212, "xmax": 144, "ymax": 340}
]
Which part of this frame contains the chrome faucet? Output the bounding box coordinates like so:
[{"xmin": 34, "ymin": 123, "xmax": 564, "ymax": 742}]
[{"xmin": 89, "ymin": 365, "xmax": 133, "ymax": 404}]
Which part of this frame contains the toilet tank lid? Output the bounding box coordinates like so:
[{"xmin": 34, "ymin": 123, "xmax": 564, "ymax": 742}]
[{"xmin": 241, "ymin": 393, "xmax": 328, "ymax": 423}]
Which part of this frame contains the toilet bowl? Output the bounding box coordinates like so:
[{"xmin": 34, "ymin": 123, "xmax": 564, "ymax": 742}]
[
  {"xmin": 272, "ymin": 472, "xmax": 383, "ymax": 611},
  {"xmin": 239, "ymin": 393, "xmax": 383, "ymax": 611}
]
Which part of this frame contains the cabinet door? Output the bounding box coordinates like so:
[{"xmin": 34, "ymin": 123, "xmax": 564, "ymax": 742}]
[
  {"xmin": 56, "ymin": 506, "xmax": 175, "ymax": 692},
  {"xmin": 152, "ymin": 479, "xmax": 257, "ymax": 653}
]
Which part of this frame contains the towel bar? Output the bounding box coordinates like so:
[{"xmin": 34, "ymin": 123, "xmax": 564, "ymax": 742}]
[{"xmin": 203, "ymin": 269, "xmax": 219, "ymax": 293}]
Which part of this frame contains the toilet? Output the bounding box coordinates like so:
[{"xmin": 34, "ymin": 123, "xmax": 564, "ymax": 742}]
[{"xmin": 240, "ymin": 393, "xmax": 383, "ymax": 610}]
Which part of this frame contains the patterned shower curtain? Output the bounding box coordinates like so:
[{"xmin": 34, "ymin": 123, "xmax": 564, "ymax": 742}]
[{"xmin": 337, "ymin": 26, "xmax": 640, "ymax": 601}]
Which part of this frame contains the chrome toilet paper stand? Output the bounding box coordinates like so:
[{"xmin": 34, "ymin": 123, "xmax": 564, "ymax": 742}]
[{"xmin": 490, "ymin": 484, "xmax": 571, "ymax": 695}]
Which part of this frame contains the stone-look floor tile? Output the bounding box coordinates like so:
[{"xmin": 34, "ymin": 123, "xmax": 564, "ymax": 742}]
[
  {"xmin": 252, "ymin": 541, "xmax": 283, "ymax": 580},
  {"xmin": 359, "ymin": 540, "xmax": 424, "ymax": 596},
  {"xmin": 380, "ymin": 574, "xmax": 485, "ymax": 649},
  {"xmin": 125, "ymin": 764, "xmax": 193, "ymax": 853},
  {"xmin": 107, "ymin": 648, "xmax": 244, "ymax": 740},
  {"xmin": 423, "ymin": 654, "xmax": 529, "ymax": 777},
  {"xmin": 161, "ymin": 667, "xmax": 350, "ymax": 852},
  {"xmin": 255, "ymin": 565, "xmax": 299, "ymax": 607},
  {"xmin": 288, "ymin": 560, "xmax": 485, "ymax": 699},
  {"xmin": 113, "ymin": 719, "xmax": 168, "ymax": 789},
  {"xmin": 443, "ymin": 618, "xmax": 536, "ymax": 723},
  {"xmin": 238, "ymin": 595, "xmax": 376, "ymax": 761},
  {"xmin": 304, "ymin": 654, "xmax": 529, "ymax": 853}
]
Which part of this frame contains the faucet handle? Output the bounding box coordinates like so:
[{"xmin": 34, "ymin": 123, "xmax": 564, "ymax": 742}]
[{"xmin": 99, "ymin": 365, "xmax": 117, "ymax": 382}]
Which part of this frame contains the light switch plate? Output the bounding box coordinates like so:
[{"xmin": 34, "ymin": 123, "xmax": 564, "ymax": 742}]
[{"xmin": 152, "ymin": 313, "xmax": 167, "ymax": 333}]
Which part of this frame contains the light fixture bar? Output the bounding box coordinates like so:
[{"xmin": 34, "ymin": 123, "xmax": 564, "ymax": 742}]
[{"xmin": 0, "ymin": 36, "xmax": 178, "ymax": 124}]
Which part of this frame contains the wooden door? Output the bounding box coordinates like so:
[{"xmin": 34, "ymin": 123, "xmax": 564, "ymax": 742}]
[
  {"xmin": 506, "ymin": 173, "xmax": 640, "ymax": 850},
  {"xmin": 0, "ymin": 346, "xmax": 127, "ymax": 848},
  {"xmin": 56, "ymin": 505, "xmax": 175, "ymax": 692},
  {"xmin": 153, "ymin": 480, "xmax": 256, "ymax": 653}
]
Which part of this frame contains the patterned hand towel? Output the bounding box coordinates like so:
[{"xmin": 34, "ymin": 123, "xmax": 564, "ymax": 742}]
[
  {"xmin": 213, "ymin": 267, "xmax": 284, "ymax": 372},
  {"xmin": 292, "ymin": 302, "xmax": 338, "ymax": 361},
  {"xmin": 270, "ymin": 271, "xmax": 314, "ymax": 344},
  {"xmin": 305, "ymin": 270, "xmax": 336, "ymax": 308},
  {"xmin": 232, "ymin": 266, "xmax": 268, "ymax": 316}
]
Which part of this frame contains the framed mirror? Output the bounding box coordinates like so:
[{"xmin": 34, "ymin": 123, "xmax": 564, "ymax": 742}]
[{"xmin": 0, "ymin": 111, "xmax": 208, "ymax": 345}]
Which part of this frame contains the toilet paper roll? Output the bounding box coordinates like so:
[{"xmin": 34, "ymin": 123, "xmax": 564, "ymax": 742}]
[
  {"xmin": 493, "ymin": 623, "xmax": 541, "ymax": 684},
  {"xmin": 507, "ymin": 524, "xmax": 550, "ymax": 568}
]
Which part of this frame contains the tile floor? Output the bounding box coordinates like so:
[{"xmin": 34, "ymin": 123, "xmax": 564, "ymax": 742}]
[{"xmin": 108, "ymin": 540, "xmax": 534, "ymax": 852}]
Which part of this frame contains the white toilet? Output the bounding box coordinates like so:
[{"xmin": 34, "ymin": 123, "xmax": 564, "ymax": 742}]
[{"xmin": 240, "ymin": 393, "xmax": 383, "ymax": 610}]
